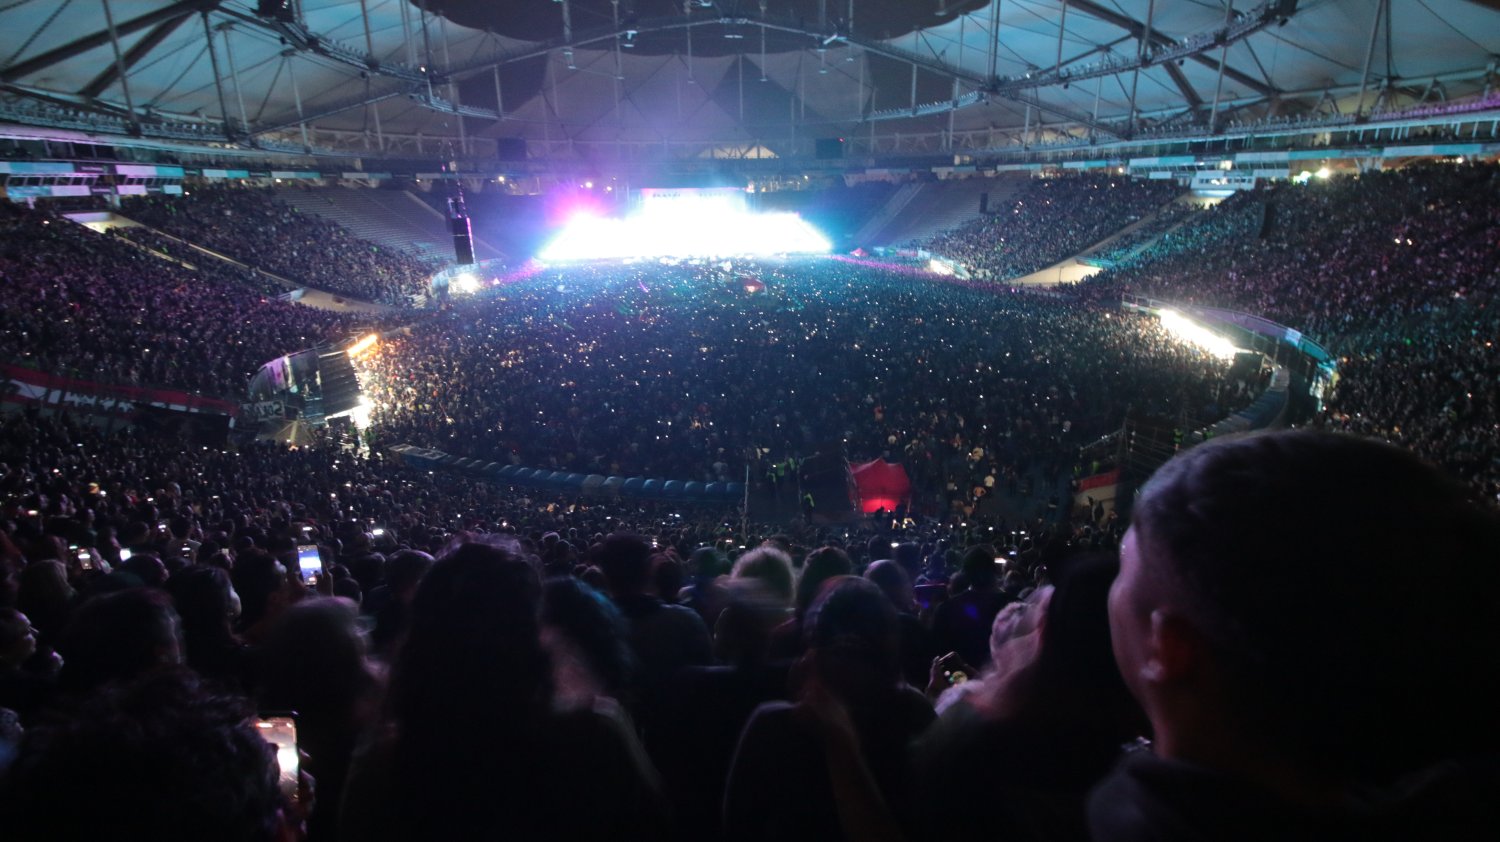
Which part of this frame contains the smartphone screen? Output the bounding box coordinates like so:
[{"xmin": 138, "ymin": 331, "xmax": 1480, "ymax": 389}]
[
  {"xmin": 256, "ymin": 715, "xmax": 299, "ymax": 801},
  {"xmin": 295, "ymin": 544, "xmax": 322, "ymax": 582}
]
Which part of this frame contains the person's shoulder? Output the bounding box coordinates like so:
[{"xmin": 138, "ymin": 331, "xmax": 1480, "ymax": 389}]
[
  {"xmin": 657, "ymin": 601, "xmax": 711, "ymax": 631},
  {"xmin": 892, "ymin": 682, "xmax": 938, "ymax": 727},
  {"xmin": 549, "ymin": 696, "xmax": 636, "ymax": 736},
  {"xmin": 742, "ymin": 699, "xmax": 800, "ymax": 733}
]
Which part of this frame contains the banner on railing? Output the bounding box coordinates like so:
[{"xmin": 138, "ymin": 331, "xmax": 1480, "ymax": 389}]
[{"xmin": 1, "ymin": 364, "xmax": 238, "ymax": 417}]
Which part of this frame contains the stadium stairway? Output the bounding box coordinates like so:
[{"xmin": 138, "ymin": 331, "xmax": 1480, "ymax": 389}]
[
  {"xmin": 865, "ymin": 175, "xmax": 1026, "ymax": 248},
  {"xmin": 271, "ymin": 187, "xmax": 502, "ymax": 264},
  {"xmin": 850, "ymin": 182, "xmax": 922, "ymax": 247},
  {"xmin": 1078, "ymin": 197, "xmax": 1201, "ymax": 268}
]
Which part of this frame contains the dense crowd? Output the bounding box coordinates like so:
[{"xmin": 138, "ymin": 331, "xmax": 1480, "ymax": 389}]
[
  {"xmin": 1, "ymin": 158, "xmax": 1498, "ymax": 842},
  {"xmin": 1079, "ymin": 161, "xmax": 1500, "ymax": 498},
  {"xmin": 111, "ymin": 225, "xmax": 293, "ymax": 298},
  {"xmin": 1086, "ymin": 200, "xmax": 1202, "ymax": 266},
  {"xmin": 0, "ymin": 202, "xmax": 365, "ymax": 398},
  {"xmin": 0, "ymin": 408, "xmax": 1122, "ymax": 837},
  {"xmin": 922, "ymin": 175, "xmax": 1179, "ymax": 281},
  {"xmin": 358, "ymin": 259, "xmax": 1252, "ymax": 515},
  {"xmin": 123, "ymin": 187, "xmax": 439, "ymax": 305},
  {"xmin": 0, "ymin": 412, "xmax": 1493, "ymax": 840},
  {"xmin": 2, "ymin": 161, "xmax": 1499, "ymax": 840}
]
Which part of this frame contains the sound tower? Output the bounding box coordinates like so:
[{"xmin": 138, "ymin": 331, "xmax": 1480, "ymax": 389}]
[
  {"xmin": 979, "ymin": 192, "xmax": 989, "ymax": 213},
  {"xmin": 447, "ymin": 183, "xmax": 475, "ymax": 266}
]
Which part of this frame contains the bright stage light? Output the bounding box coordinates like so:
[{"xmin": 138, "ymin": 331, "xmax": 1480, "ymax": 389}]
[
  {"xmin": 452, "ymin": 272, "xmax": 480, "ymax": 294},
  {"xmin": 539, "ymin": 198, "xmax": 831, "ymax": 261},
  {"xmin": 1157, "ymin": 309, "xmax": 1239, "ymax": 360},
  {"xmin": 346, "ymin": 333, "xmax": 379, "ymax": 357}
]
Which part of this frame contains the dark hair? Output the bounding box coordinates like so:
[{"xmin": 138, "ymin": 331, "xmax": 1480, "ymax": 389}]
[
  {"xmin": 796, "ymin": 546, "xmax": 854, "ymax": 619},
  {"xmin": 259, "ymin": 597, "xmax": 374, "ymax": 728},
  {"xmin": 541, "ymin": 577, "xmax": 635, "ymax": 696},
  {"xmin": 389, "ymin": 537, "xmax": 549, "ymax": 742},
  {"xmin": 168, "ymin": 566, "xmax": 235, "ymax": 639},
  {"xmin": 57, "ymin": 588, "xmax": 181, "ymax": 694},
  {"xmin": 863, "ymin": 558, "xmax": 914, "ymax": 613},
  {"xmin": 652, "ymin": 555, "xmax": 684, "ymax": 604},
  {"xmin": 688, "ymin": 546, "xmax": 727, "ymax": 579},
  {"xmin": 1131, "ymin": 430, "xmax": 1500, "ymax": 780},
  {"xmin": 166, "ymin": 565, "xmax": 240, "ymax": 675},
  {"xmin": 960, "ymin": 544, "xmax": 998, "ymax": 588},
  {"xmin": 805, "ymin": 576, "xmax": 900, "ymax": 693},
  {"xmin": 384, "ymin": 548, "xmax": 435, "ymax": 594},
  {"xmin": 596, "ymin": 533, "xmax": 653, "ymax": 594},
  {"xmin": 230, "ymin": 549, "xmax": 283, "ymax": 631},
  {"xmin": 892, "ymin": 542, "xmax": 923, "ymax": 580},
  {"xmin": 383, "ymin": 538, "xmax": 552, "ymax": 833},
  {"xmin": 118, "ymin": 553, "xmax": 168, "ymax": 588},
  {"xmin": 1029, "ymin": 553, "xmax": 1142, "ymax": 736},
  {"xmin": 0, "ymin": 669, "xmax": 282, "ymax": 842}
]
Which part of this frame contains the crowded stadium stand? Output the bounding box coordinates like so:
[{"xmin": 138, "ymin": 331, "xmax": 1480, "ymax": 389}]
[
  {"xmin": 2, "ymin": 1, "xmax": 1500, "ymax": 841},
  {"xmin": 271, "ymin": 185, "xmax": 500, "ymax": 266},
  {"xmin": 865, "ymin": 175, "xmax": 1022, "ymax": 248},
  {"xmin": 121, "ymin": 188, "xmax": 440, "ymax": 305}
]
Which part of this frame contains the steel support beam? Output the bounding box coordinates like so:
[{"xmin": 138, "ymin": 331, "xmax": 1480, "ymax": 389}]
[
  {"xmin": 99, "ymin": 0, "xmax": 139, "ymax": 132},
  {"xmin": 79, "ymin": 12, "xmax": 193, "ymax": 99},
  {"xmin": 1066, "ymin": 0, "xmax": 1276, "ymax": 98},
  {"xmin": 200, "ymin": 11, "xmax": 233, "ymax": 138},
  {"xmin": 257, "ymin": 88, "xmax": 406, "ymax": 135},
  {"xmin": 2, "ymin": 0, "xmax": 216, "ymax": 84}
]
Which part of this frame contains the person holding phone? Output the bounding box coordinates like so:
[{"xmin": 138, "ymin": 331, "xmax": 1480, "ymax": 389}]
[
  {"xmin": 0, "ymin": 669, "xmax": 306, "ymax": 842},
  {"xmin": 913, "ymin": 555, "xmax": 1143, "ymax": 842}
]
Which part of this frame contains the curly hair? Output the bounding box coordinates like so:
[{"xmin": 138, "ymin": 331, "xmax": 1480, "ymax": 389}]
[{"xmin": 0, "ymin": 669, "xmax": 283, "ymax": 842}]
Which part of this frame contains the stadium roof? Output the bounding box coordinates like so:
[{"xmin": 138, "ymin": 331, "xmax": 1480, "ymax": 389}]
[{"xmin": 1, "ymin": 1, "xmax": 1497, "ymax": 161}]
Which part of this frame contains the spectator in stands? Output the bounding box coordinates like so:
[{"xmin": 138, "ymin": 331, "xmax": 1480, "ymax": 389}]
[
  {"xmin": 0, "ymin": 201, "xmax": 364, "ymax": 399},
  {"xmin": 540, "ymin": 576, "xmax": 636, "ymax": 709},
  {"xmin": 930, "ymin": 544, "xmax": 1012, "ymax": 670},
  {"xmin": 123, "ymin": 186, "xmax": 438, "ymax": 305},
  {"xmin": 259, "ymin": 597, "xmax": 380, "ymax": 842},
  {"xmin": 55, "ymin": 588, "xmax": 182, "ymax": 697},
  {"xmin": 769, "ymin": 545, "xmax": 853, "ymax": 661},
  {"xmin": 1093, "ymin": 430, "xmax": 1500, "ymax": 839},
  {"xmin": 339, "ymin": 537, "xmax": 667, "ymax": 840},
  {"xmin": 167, "ymin": 564, "xmax": 253, "ymax": 692},
  {"xmin": 365, "ymin": 548, "xmax": 434, "ymax": 659},
  {"xmin": 1081, "ymin": 162, "xmax": 1500, "ymax": 498},
  {"xmin": 597, "ymin": 533, "xmax": 713, "ymax": 694},
  {"xmin": 0, "ymin": 608, "xmax": 54, "ymax": 725},
  {"xmin": 864, "ymin": 559, "xmax": 935, "ymax": 689},
  {"xmin": 922, "ymin": 175, "xmax": 1177, "ymax": 281},
  {"xmin": 916, "ymin": 554, "xmax": 1144, "ymax": 842},
  {"xmin": 724, "ymin": 576, "xmax": 934, "ymax": 842}
]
